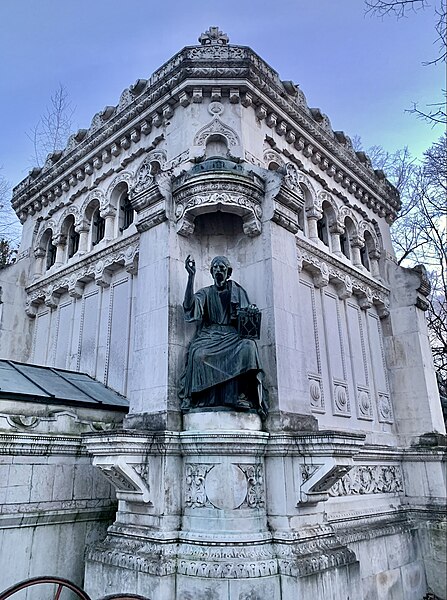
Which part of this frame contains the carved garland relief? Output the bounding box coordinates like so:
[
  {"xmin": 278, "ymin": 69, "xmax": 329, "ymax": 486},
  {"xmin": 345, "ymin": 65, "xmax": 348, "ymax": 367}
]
[{"xmin": 329, "ymin": 465, "xmax": 403, "ymax": 496}]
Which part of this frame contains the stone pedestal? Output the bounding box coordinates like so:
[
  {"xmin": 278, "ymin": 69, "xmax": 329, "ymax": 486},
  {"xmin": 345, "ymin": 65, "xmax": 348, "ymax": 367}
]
[{"xmin": 83, "ymin": 416, "xmax": 368, "ymax": 600}]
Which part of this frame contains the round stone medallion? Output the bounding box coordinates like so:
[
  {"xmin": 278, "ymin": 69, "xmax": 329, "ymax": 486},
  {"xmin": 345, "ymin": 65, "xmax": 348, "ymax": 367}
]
[{"xmin": 205, "ymin": 463, "xmax": 247, "ymax": 510}]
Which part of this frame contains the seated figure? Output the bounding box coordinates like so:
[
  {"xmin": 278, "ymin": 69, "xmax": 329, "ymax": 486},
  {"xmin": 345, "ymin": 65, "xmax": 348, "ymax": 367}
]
[{"xmin": 179, "ymin": 255, "xmax": 267, "ymax": 419}]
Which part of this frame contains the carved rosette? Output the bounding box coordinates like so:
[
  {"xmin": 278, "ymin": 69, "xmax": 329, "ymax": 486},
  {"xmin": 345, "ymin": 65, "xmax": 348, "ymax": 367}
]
[
  {"xmin": 377, "ymin": 392, "xmax": 393, "ymax": 423},
  {"xmin": 333, "ymin": 382, "xmax": 350, "ymax": 416},
  {"xmin": 309, "ymin": 376, "xmax": 324, "ymax": 412},
  {"xmin": 357, "ymin": 387, "xmax": 373, "ymax": 420},
  {"xmin": 172, "ymin": 160, "xmax": 264, "ymax": 237}
]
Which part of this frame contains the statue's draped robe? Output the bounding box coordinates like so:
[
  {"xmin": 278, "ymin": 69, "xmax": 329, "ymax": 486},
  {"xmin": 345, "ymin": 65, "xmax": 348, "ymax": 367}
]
[{"xmin": 179, "ymin": 280, "xmax": 266, "ymax": 415}]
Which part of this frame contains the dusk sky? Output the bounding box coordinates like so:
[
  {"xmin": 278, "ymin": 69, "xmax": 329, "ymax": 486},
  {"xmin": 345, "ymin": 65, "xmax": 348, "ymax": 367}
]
[{"xmin": 0, "ymin": 0, "xmax": 444, "ymax": 202}]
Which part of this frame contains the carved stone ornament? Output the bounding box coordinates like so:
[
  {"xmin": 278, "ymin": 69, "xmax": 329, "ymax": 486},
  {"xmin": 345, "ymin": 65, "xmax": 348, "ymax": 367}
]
[
  {"xmin": 329, "ymin": 465, "xmax": 404, "ymax": 496},
  {"xmin": 25, "ymin": 236, "xmax": 139, "ymax": 315},
  {"xmin": 334, "ymin": 382, "xmax": 350, "ymax": 415},
  {"xmin": 377, "ymin": 392, "xmax": 393, "ymax": 423},
  {"xmin": 357, "ymin": 388, "xmax": 373, "ymax": 419},
  {"xmin": 93, "ymin": 456, "xmax": 151, "ymax": 503},
  {"xmin": 173, "ymin": 159, "xmax": 264, "ymax": 237},
  {"xmin": 297, "ymin": 238, "xmax": 390, "ymax": 315},
  {"xmin": 239, "ymin": 463, "xmax": 265, "ymax": 508},
  {"xmin": 193, "ymin": 116, "xmax": 240, "ymax": 148},
  {"xmin": 267, "ymin": 162, "xmax": 306, "ymax": 234},
  {"xmin": 299, "ymin": 457, "xmax": 354, "ymax": 504},
  {"xmin": 131, "ymin": 151, "xmax": 167, "ymax": 197},
  {"xmin": 309, "ymin": 377, "xmax": 324, "ymax": 412},
  {"xmin": 198, "ymin": 26, "xmax": 229, "ymax": 46},
  {"xmin": 185, "ymin": 463, "xmax": 214, "ymax": 508}
]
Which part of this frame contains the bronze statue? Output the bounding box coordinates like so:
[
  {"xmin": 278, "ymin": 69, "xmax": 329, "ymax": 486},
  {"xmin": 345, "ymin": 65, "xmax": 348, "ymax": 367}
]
[{"xmin": 179, "ymin": 256, "xmax": 267, "ymax": 419}]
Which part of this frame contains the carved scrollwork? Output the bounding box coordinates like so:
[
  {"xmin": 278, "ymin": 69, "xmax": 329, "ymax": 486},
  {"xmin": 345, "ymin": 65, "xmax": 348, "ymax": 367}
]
[
  {"xmin": 7, "ymin": 415, "xmax": 40, "ymax": 429},
  {"xmin": 185, "ymin": 464, "xmax": 214, "ymax": 508},
  {"xmin": 193, "ymin": 117, "xmax": 240, "ymax": 147},
  {"xmin": 239, "ymin": 463, "xmax": 265, "ymax": 508}
]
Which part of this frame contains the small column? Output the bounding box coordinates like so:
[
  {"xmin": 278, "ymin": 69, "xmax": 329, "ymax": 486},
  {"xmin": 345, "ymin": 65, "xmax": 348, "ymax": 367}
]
[
  {"xmin": 305, "ymin": 206, "xmax": 323, "ymax": 242},
  {"xmin": 369, "ymin": 249, "xmax": 381, "ymax": 279},
  {"xmin": 350, "ymin": 235, "xmax": 364, "ymax": 268},
  {"xmin": 101, "ymin": 206, "xmax": 117, "ymax": 241},
  {"xmin": 33, "ymin": 247, "xmax": 46, "ymax": 280},
  {"xmin": 53, "ymin": 233, "xmax": 67, "ymax": 267},
  {"xmin": 329, "ymin": 222, "xmax": 344, "ymax": 258},
  {"xmin": 75, "ymin": 220, "xmax": 90, "ymax": 254}
]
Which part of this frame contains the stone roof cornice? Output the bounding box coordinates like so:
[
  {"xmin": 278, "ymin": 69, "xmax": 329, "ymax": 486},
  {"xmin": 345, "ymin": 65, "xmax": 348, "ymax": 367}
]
[{"xmin": 12, "ymin": 44, "xmax": 400, "ymax": 223}]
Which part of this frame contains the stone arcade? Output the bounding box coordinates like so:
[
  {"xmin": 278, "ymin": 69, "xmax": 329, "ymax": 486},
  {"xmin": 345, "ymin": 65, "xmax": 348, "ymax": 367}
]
[{"xmin": 0, "ymin": 27, "xmax": 445, "ymax": 600}]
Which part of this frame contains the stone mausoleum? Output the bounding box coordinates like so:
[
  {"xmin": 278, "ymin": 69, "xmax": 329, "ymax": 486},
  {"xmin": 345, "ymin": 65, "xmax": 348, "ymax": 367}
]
[{"xmin": 0, "ymin": 27, "xmax": 445, "ymax": 600}]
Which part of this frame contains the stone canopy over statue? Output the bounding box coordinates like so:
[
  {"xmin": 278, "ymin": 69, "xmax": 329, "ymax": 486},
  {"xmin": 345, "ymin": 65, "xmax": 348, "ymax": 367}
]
[{"xmin": 179, "ymin": 256, "xmax": 268, "ymax": 419}]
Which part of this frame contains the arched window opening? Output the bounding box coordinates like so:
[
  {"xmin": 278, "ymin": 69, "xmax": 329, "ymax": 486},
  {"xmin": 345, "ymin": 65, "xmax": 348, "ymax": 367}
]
[
  {"xmin": 317, "ymin": 213, "xmax": 329, "ymax": 246},
  {"xmin": 46, "ymin": 237, "xmax": 56, "ymax": 270},
  {"xmin": 92, "ymin": 208, "xmax": 105, "ymax": 246},
  {"xmin": 268, "ymin": 161, "xmax": 281, "ymax": 171},
  {"xmin": 119, "ymin": 189, "xmax": 134, "ymax": 232},
  {"xmin": 342, "ymin": 217, "xmax": 355, "ymax": 260},
  {"xmin": 360, "ymin": 244, "xmax": 369, "ymax": 269},
  {"xmin": 362, "ymin": 231, "xmax": 375, "ymax": 271},
  {"xmin": 340, "ymin": 231, "xmax": 350, "ymax": 259},
  {"xmin": 297, "ymin": 208, "xmax": 305, "ymax": 233},
  {"xmin": 67, "ymin": 221, "xmax": 80, "ymax": 258},
  {"xmin": 317, "ymin": 201, "xmax": 334, "ymax": 248},
  {"xmin": 205, "ymin": 134, "xmax": 229, "ymax": 158}
]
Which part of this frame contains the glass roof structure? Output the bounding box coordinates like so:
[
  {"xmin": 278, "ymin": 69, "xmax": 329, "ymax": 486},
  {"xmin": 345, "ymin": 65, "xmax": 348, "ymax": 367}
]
[{"xmin": 0, "ymin": 359, "xmax": 128, "ymax": 411}]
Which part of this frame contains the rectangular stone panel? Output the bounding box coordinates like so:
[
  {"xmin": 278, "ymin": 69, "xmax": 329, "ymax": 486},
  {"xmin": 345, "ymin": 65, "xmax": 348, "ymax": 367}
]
[
  {"xmin": 54, "ymin": 300, "xmax": 73, "ymax": 369},
  {"xmin": 79, "ymin": 289, "xmax": 99, "ymax": 377},
  {"xmin": 106, "ymin": 277, "xmax": 130, "ymax": 395},
  {"xmin": 32, "ymin": 308, "xmax": 50, "ymax": 363}
]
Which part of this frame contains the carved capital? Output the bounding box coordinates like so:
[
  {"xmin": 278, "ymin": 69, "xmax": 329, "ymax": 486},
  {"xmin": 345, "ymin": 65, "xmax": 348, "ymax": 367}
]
[{"xmin": 44, "ymin": 291, "xmax": 59, "ymax": 309}]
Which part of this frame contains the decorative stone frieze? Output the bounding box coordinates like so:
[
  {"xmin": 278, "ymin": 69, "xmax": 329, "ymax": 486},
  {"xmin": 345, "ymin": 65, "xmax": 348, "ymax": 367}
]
[
  {"xmin": 11, "ymin": 43, "xmax": 399, "ymax": 226},
  {"xmin": 329, "ymin": 464, "xmax": 404, "ymax": 496},
  {"xmin": 25, "ymin": 235, "xmax": 139, "ymax": 315},
  {"xmin": 266, "ymin": 431, "xmax": 365, "ymax": 505},
  {"xmin": 297, "ymin": 238, "xmax": 389, "ymax": 313},
  {"xmin": 0, "ymin": 432, "xmax": 86, "ymax": 456}
]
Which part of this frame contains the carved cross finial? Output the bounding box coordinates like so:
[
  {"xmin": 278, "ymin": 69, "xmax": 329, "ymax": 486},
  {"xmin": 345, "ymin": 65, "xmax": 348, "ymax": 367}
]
[{"xmin": 198, "ymin": 26, "xmax": 229, "ymax": 46}]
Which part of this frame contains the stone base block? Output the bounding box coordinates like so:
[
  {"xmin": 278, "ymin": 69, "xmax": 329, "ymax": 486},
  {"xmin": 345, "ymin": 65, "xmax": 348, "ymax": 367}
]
[
  {"xmin": 176, "ymin": 574, "xmax": 281, "ymax": 600},
  {"xmin": 85, "ymin": 558, "xmax": 176, "ymax": 600},
  {"xmin": 280, "ymin": 561, "xmax": 361, "ymax": 600}
]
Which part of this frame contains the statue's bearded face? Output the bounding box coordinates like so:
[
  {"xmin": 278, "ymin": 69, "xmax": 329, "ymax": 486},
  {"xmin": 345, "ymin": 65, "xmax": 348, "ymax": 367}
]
[{"xmin": 211, "ymin": 260, "xmax": 229, "ymax": 288}]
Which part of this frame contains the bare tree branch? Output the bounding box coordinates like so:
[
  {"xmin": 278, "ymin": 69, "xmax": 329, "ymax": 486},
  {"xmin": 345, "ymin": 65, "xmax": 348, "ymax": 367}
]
[{"xmin": 27, "ymin": 84, "xmax": 75, "ymax": 168}]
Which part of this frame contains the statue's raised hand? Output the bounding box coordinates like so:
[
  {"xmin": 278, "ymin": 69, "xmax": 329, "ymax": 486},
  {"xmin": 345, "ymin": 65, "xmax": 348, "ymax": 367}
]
[{"xmin": 185, "ymin": 255, "xmax": 196, "ymax": 277}]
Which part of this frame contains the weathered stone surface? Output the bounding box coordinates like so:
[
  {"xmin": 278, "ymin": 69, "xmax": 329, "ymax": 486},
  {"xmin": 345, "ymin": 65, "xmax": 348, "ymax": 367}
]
[{"xmin": 0, "ymin": 25, "xmax": 445, "ymax": 600}]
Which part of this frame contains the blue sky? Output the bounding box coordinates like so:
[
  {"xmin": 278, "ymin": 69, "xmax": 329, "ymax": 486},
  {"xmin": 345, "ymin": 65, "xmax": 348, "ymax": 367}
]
[{"xmin": 0, "ymin": 0, "xmax": 444, "ymax": 193}]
